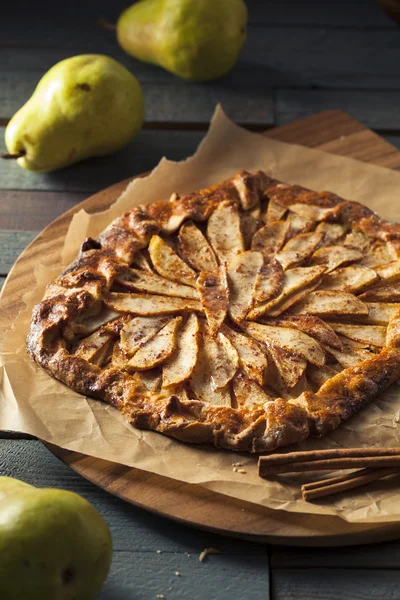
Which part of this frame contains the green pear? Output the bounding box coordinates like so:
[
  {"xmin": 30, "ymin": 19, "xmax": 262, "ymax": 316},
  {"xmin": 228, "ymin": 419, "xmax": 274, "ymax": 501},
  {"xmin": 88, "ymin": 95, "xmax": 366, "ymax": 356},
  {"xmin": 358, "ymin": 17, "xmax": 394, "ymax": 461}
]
[
  {"xmin": 117, "ymin": 0, "xmax": 248, "ymax": 81},
  {"xmin": 0, "ymin": 476, "xmax": 112, "ymax": 600},
  {"xmin": 5, "ymin": 54, "xmax": 144, "ymax": 172}
]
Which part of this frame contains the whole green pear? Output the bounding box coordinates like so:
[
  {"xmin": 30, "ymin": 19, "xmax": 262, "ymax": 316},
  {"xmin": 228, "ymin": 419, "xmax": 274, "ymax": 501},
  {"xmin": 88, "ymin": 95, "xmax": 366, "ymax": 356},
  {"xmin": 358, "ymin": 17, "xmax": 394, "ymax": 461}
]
[
  {"xmin": 5, "ymin": 54, "xmax": 144, "ymax": 172},
  {"xmin": 0, "ymin": 476, "xmax": 112, "ymax": 600},
  {"xmin": 117, "ymin": 0, "xmax": 248, "ymax": 81}
]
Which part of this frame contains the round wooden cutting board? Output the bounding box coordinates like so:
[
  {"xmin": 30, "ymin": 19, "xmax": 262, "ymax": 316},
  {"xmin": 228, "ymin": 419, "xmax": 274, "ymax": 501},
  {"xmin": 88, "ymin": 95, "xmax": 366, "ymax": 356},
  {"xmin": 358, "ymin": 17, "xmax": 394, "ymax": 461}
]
[
  {"xmin": 3, "ymin": 112, "xmax": 400, "ymax": 546},
  {"xmin": 2, "ymin": 176, "xmax": 400, "ymax": 547}
]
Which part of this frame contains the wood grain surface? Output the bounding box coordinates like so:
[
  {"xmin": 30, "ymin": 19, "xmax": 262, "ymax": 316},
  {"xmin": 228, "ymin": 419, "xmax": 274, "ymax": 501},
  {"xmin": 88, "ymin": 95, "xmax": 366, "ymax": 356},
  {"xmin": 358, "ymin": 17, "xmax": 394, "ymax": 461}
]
[{"xmin": 3, "ymin": 110, "xmax": 400, "ymax": 547}]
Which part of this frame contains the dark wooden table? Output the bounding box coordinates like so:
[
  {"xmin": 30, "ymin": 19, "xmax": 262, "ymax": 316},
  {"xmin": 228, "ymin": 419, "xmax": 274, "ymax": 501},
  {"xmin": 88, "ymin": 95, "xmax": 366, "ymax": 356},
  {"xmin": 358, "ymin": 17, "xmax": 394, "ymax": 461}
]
[{"xmin": 2, "ymin": 1, "xmax": 400, "ymax": 598}]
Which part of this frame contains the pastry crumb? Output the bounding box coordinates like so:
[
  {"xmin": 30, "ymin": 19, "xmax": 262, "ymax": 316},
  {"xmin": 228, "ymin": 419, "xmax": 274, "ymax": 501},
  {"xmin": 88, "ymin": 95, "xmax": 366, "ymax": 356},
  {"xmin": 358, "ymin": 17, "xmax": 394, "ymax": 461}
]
[
  {"xmin": 237, "ymin": 468, "xmax": 246, "ymax": 474},
  {"xmin": 232, "ymin": 466, "xmax": 238, "ymax": 472},
  {"xmin": 199, "ymin": 547, "xmax": 221, "ymax": 562},
  {"xmin": 232, "ymin": 462, "xmax": 243, "ymax": 467}
]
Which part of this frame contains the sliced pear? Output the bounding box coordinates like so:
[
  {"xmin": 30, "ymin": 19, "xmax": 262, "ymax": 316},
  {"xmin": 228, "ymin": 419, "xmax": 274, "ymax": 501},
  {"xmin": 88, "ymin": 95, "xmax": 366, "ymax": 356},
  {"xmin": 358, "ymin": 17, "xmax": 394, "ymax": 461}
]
[
  {"xmin": 266, "ymin": 315, "xmax": 342, "ymax": 351},
  {"xmin": 291, "ymin": 290, "xmax": 369, "ymax": 318},
  {"xmin": 307, "ymin": 364, "xmax": 341, "ymax": 390},
  {"xmin": 343, "ymin": 230, "xmax": 370, "ymax": 252},
  {"xmin": 264, "ymin": 199, "xmax": 287, "ymax": 224},
  {"xmin": 232, "ymin": 170, "xmax": 259, "ymax": 209},
  {"xmin": 360, "ymin": 243, "xmax": 397, "ymax": 268},
  {"xmin": 128, "ymin": 317, "xmax": 182, "ymax": 370},
  {"xmin": 359, "ymin": 283, "xmax": 400, "ymax": 303},
  {"xmin": 207, "ymin": 201, "xmax": 244, "ymax": 265},
  {"xmin": 73, "ymin": 329, "xmax": 114, "ymax": 365},
  {"xmin": 116, "ymin": 269, "xmax": 199, "ymax": 300},
  {"xmin": 104, "ymin": 292, "xmax": 202, "ymax": 315},
  {"xmin": 120, "ymin": 315, "xmax": 171, "ymax": 356},
  {"xmin": 276, "ymin": 231, "xmax": 323, "ymax": 270},
  {"xmin": 79, "ymin": 307, "xmax": 120, "ymax": 335},
  {"xmin": 247, "ymin": 265, "xmax": 326, "ymax": 319},
  {"xmin": 221, "ymin": 325, "xmax": 268, "ymax": 386},
  {"xmin": 241, "ymin": 212, "xmax": 261, "ymax": 249},
  {"xmin": 241, "ymin": 321, "xmax": 325, "ymax": 366},
  {"xmin": 318, "ymin": 265, "xmax": 379, "ymax": 294},
  {"xmin": 364, "ymin": 302, "xmax": 400, "ymax": 325},
  {"xmin": 267, "ymin": 282, "xmax": 321, "ymax": 317},
  {"xmin": 251, "ymin": 220, "xmax": 289, "ymax": 259},
  {"xmin": 232, "ymin": 374, "xmax": 273, "ymax": 407},
  {"xmin": 163, "ymin": 314, "xmax": 199, "ymax": 387},
  {"xmin": 148, "ymin": 234, "xmax": 197, "ymax": 287},
  {"xmin": 316, "ymin": 222, "xmax": 346, "ymax": 244},
  {"xmin": 132, "ymin": 251, "xmax": 153, "ymax": 273},
  {"xmin": 312, "ymin": 245, "xmax": 363, "ymax": 273},
  {"xmin": 253, "ymin": 259, "xmax": 284, "ymax": 305},
  {"xmin": 282, "ymin": 203, "xmax": 337, "ymax": 222},
  {"xmin": 328, "ymin": 346, "xmax": 374, "ymax": 368},
  {"xmin": 111, "ymin": 341, "xmax": 128, "ymax": 370},
  {"xmin": 197, "ymin": 264, "xmax": 229, "ymax": 335},
  {"xmin": 132, "ymin": 369, "xmax": 162, "ymax": 392},
  {"xmin": 264, "ymin": 343, "xmax": 307, "ymax": 390},
  {"xmin": 189, "ymin": 339, "xmax": 232, "ymax": 407},
  {"xmin": 286, "ymin": 212, "xmax": 314, "ymax": 237},
  {"xmin": 228, "ymin": 251, "xmax": 263, "ymax": 322},
  {"xmin": 375, "ymin": 261, "xmax": 400, "ymax": 284},
  {"xmin": 178, "ymin": 221, "xmax": 218, "ymax": 272},
  {"xmin": 204, "ymin": 330, "xmax": 239, "ymax": 389},
  {"xmin": 329, "ymin": 323, "xmax": 387, "ymax": 347}
]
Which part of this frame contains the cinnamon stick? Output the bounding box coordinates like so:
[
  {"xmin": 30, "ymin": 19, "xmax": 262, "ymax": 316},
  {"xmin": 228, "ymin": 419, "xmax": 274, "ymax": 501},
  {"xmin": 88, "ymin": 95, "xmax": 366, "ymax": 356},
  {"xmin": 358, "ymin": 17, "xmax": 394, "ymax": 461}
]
[
  {"xmin": 259, "ymin": 455, "xmax": 400, "ymax": 476},
  {"xmin": 259, "ymin": 447, "xmax": 400, "ymax": 467},
  {"xmin": 301, "ymin": 467, "xmax": 400, "ymax": 501}
]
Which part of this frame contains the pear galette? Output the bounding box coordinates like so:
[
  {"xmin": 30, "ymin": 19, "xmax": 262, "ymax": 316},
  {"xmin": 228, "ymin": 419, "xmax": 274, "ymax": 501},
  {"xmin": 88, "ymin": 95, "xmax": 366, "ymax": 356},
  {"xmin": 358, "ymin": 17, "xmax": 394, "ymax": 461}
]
[{"xmin": 27, "ymin": 171, "xmax": 400, "ymax": 452}]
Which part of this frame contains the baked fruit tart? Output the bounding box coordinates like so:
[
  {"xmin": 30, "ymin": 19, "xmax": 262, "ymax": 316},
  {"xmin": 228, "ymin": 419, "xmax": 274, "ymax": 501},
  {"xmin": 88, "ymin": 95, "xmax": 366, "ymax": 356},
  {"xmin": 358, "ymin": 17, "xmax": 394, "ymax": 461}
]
[{"xmin": 27, "ymin": 171, "xmax": 400, "ymax": 452}]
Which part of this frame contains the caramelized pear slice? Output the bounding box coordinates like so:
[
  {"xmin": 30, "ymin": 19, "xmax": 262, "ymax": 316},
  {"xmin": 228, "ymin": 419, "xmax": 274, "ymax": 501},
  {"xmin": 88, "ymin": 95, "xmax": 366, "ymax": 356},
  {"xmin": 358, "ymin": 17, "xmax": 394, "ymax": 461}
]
[
  {"xmin": 361, "ymin": 243, "xmax": 396, "ymax": 268},
  {"xmin": 364, "ymin": 302, "xmax": 400, "ymax": 325},
  {"xmin": 375, "ymin": 260, "xmax": 400, "ymax": 283},
  {"xmin": 189, "ymin": 338, "xmax": 232, "ymax": 407},
  {"xmin": 207, "ymin": 201, "xmax": 244, "ymax": 265},
  {"xmin": 253, "ymin": 259, "xmax": 284, "ymax": 305},
  {"xmin": 131, "ymin": 251, "xmax": 153, "ymax": 273},
  {"xmin": 343, "ymin": 231, "xmax": 370, "ymax": 252},
  {"xmin": 318, "ymin": 265, "xmax": 379, "ymax": 294},
  {"xmin": 128, "ymin": 317, "xmax": 182, "ymax": 370},
  {"xmin": 307, "ymin": 364, "xmax": 341, "ymax": 390},
  {"xmin": 221, "ymin": 325, "xmax": 268, "ymax": 386},
  {"xmin": 197, "ymin": 264, "xmax": 229, "ymax": 335},
  {"xmin": 291, "ymin": 290, "xmax": 368, "ymax": 318},
  {"xmin": 316, "ymin": 222, "xmax": 346, "ymax": 244},
  {"xmin": 267, "ymin": 282, "xmax": 321, "ymax": 317},
  {"xmin": 251, "ymin": 220, "xmax": 289, "ymax": 259},
  {"xmin": 73, "ymin": 329, "xmax": 113, "ymax": 365},
  {"xmin": 264, "ymin": 199, "xmax": 287, "ymax": 224},
  {"xmin": 120, "ymin": 316, "xmax": 170, "ymax": 356},
  {"xmin": 178, "ymin": 221, "xmax": 218, "ymax": 272},
  {"xmin": 286, "ymin": 212, "xmax": 314, "ymax": 237},
  {"xmin": 276, "ymin": 232, "xmax": 323, "ymax": 270},
  {"xmin": 247, "ymin": 265, "xmax": 326, "ymax": 319},
  {"xmin": 241, "ymin": 212, "xmax": 261, "ymax": 249},
  {"xmin": 328, "ymin": 346, "xmax": 374, "ymax": 368},
  {"xmin": 228, "ymin": 251, "xmax": 263, "ymax": 322},
  {"xmin": 241, "ymin": 321, "xmax": 325, "ymax": 366},
  {"xmin": 148, "ymin": 234, "xmax": 197, "ymax": 287},
  {"xmin": 312, "ymin": 245, "xmax": 363, "ymax": 273},
  {"xmin": 105, "ymin": 292, "xmax": 202, "ymax": 315},
  {"xmin": 329, "ymin": 323, "xmax": 387, "ymax": 347},
  {"xmin": 163, "ymin": 314, "xmax": 199, "ymax": 387},
  {"xmin": 233, "ymin": 374, "xmax": 273, "ymax": 407},
  {"xmin": 117, "ymin": 269, "xmax": 199, "ymax": 299},
  {"xmin": 264, "ymin": 344, "xmax": 307, "ymax": 390},
  {"xmin": 282, "ymin": 203, "xmax": 337, "ymax": 222},
  {"xmin": 204, "ymin": 330, "xmax": 239, "ymax": 389},
  {"xmin": 359, "ymin": 283, "xmax": 400, "ymax": 303},
  {"xmin": 266, "ymin": 315, "xmax": 342, "ymax": 351},
  {"xmin": 132, "ymin": 369, "xmax": 162, "ymax": 392},
  {"xmin": 79, "ymin": 307, "xmax": 120, "ymax": 335}
]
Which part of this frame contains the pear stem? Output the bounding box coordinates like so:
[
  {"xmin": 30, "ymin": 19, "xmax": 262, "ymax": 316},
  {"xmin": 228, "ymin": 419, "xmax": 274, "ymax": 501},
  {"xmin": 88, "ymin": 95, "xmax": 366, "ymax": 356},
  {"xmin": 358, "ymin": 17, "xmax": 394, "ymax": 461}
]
[
  {"xmin": 1, "ymin": 150, "xmax": 26, "ymax": 160},
  {"xmin": 97, "ymin": 17, "xmax": 117, "ymax": 32}
]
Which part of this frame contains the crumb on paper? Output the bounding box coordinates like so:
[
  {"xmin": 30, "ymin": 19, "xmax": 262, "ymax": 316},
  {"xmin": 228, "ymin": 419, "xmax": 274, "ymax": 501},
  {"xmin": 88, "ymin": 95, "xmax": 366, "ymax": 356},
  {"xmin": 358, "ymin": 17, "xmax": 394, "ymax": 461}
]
[
  {"xmin": 232, "ymin": 462, "xmax": 243, "ymax": 467},
  {"xmin": 237, "ymin": 469, "xmax": 247, "ymax": 474},
  {"xmin": 232, "ymin": 466, "xmax": 238, "ymax": 472},
  {"xmin": 175, "ymin": 571, "xmax": 181, "ymax": 577},
  {"xmin": 199, "ymin": 547, "xmax": 221, "ymax": 562}
]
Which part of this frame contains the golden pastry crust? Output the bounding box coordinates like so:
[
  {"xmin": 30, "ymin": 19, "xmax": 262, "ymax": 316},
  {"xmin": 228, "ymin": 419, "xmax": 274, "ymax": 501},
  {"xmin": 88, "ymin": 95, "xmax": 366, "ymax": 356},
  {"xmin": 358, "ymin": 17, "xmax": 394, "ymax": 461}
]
[{"xmin": 27, "ymin": 171, "xmax": 400, "ymax": 452}]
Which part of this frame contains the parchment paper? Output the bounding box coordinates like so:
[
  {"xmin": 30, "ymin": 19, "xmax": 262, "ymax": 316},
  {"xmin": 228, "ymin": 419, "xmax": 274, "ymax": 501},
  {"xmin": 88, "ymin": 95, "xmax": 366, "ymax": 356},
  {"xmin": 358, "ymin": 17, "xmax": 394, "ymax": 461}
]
[{"xmin": 2, "ymin": 106, "xmax": 400, "ymax": 524}]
